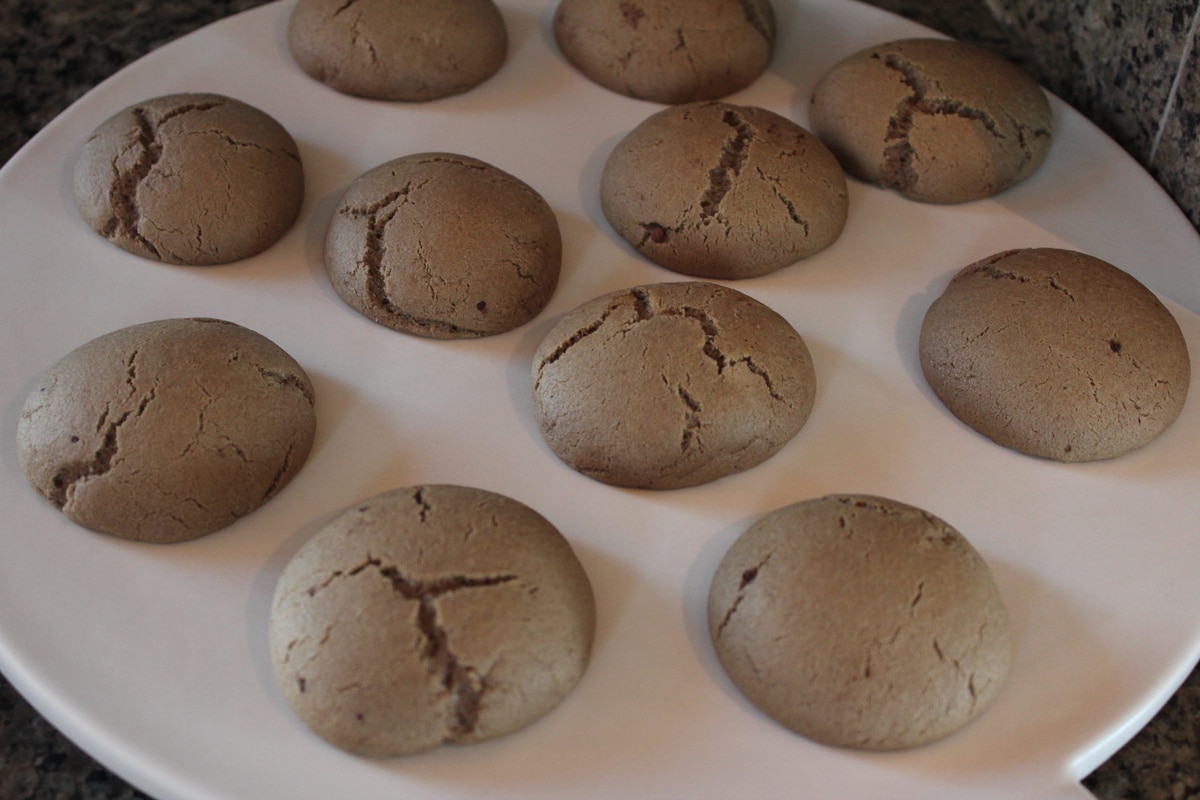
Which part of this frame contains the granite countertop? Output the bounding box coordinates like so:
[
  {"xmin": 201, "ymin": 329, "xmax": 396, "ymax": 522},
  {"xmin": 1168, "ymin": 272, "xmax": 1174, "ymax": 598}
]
[{"xmin": 1, "ymin": 1, "xmax": 1197, "ymax": 798}]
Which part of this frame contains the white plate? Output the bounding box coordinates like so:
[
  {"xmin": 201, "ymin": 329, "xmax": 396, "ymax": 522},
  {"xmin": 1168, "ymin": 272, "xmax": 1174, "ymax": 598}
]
[{"xmin": 2, "ymin": 1, "xmax": 1199, "ymax": 798}]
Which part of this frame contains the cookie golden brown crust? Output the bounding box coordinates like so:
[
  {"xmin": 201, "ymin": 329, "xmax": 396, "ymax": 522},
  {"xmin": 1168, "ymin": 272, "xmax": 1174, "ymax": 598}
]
[
  {"xmin": 532, "ymin": 281, "xmax": 816, "ymax": 489},
  {"xmin": 919, "ymin": 248, "xmax": 1191, "ymax": 461},
  {"xmin": 268, "ymin": 484, "xmax": 596, "ymax": 757},
  {"xmin": 73, "ymin": 93, "xmax": 304, "ymax": 265},
  {"xmin": 708, "ymin": 494, "xmax": 1011, "ymax": 750},
  {"xmin": 287, "ymin": 0, "xmax": 507, "ymax": 102},
  {"xmin": 601, "ymin": 101, "xmax": 848, "ymax": 279},
  {"xmin": 809, "ymin": 38, "xmax": 1053, "ymax": 204},
  {"xmin": 553, "ymin": 0, "xmax": 776, "ymax": 104},
  {"xmin": 17, "ymin": 318, "xmax": 317, "ymax": 543},
  {"xmin": 325, "ymin": 153, "xmax": 562, "ymax": 339}
]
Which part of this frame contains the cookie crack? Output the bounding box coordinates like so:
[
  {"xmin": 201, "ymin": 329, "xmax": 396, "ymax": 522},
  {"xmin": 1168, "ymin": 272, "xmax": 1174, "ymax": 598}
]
[
  {"xmin": 535, "ymin": 305, "xmax": 620, "ymax": 371},
  {"xmin": 413, "ymin": 486, "xmax": 432, "ymax": 522},
  {"xmin": 631, "ymin": 290, "xmax": 729, "ymax": 372},
  {"xmin": 672, "ymin": 381, "xmax": 703, "ymax": 452},
  {"xmin": 878, "ymin": 53, "xmax": 1005, "ymax": 193},
  {"xmin": 342, "ymin": 183, "xmax": 489, "ymax": 337},
  {"xmin": 714, "ymin": 552, "xmax": 773, "ymax": 639},
  {"xmin": 699, "ymin": 110, "xmax": 756, "ymax": 221},
  {"xmin": 756, "ymin": 167, "xmax": 810, "ymax": 234},
  {"xmin": 100, "ymin": 100, "xmax": 223, "ymax": 257},
  {"xmin": 253, "ymin": 364, "xmax": 316, "ymax": 405},
  {"xmin": 261, "ymin": 441, "xmax": 298, "ymax": 501},
  {"xmin": 376, "ymin": 565, "xmax": 517, "ymax": 739},
  {"xmin": 47, "ymin": 347, "xmax": 154, "ymax": 508},
  {"xmin": 48, "ymin": 409, "xmax": 132, "ymax": 508},
  {"xmin": 299, "ymin": 554, "xmax": 517, "ymax": 737}
]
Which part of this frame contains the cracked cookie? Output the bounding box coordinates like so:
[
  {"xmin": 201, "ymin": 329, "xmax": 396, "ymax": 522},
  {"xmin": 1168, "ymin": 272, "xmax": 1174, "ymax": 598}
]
[
  {"xmin": 73, "ymin": 93, "xmax": 304, "ymax": 265},
  {"xmin": 287, "ymin": 0, "xmax": 506, "ymax": 101},
  {"xmin": 532, "ymin": 281, "xmax": 815, "ymax": 489},
  {"xmin": 553, "ymin": 0, "xmax": 776, "ymax": 103},
  {"xmin": 268, "ymin": 484, "xmax": 596, "ymax": 757},
  {"xmin": 17, "ymin": 318, "xmax": 316, "ymax": 543},
  {"xmin": 708, "ymin": 494, "xmax": 1011, "ymax": 750},
  {"xmin": 600, "ymin": 101, "xmax": 848, "ymax": 279},
  {"xmin": 809, "ymin": 38, "xmax": 1053, "ymax": 204},
  {"xmin": 920, "ymin": 248, "xmax": 1191, "ymax": 461},
  {"xmin": 325, "ymin": 152, "xmax": 561, "ymax": 338}
]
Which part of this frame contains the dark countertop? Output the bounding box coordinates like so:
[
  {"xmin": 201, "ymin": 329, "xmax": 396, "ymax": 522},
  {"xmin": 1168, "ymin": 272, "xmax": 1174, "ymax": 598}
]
[{"xmin": 1, "ymin": 1, "xmax": 1197, "ymax": 798}]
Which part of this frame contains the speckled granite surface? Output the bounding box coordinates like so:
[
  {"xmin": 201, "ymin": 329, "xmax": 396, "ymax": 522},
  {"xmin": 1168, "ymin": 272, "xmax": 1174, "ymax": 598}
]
[{"xmin": 1, "ymin": 1, "xmax": 1197, "ymax": 798}]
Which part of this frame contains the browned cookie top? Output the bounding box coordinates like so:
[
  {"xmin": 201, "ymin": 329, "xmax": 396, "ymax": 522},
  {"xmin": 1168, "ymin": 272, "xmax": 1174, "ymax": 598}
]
[
  {"xmin": 268, "ymin": 484, "xmax": 596, "ymax": 757},
  {"xmin": 17, "ymin": 318, "xmax": 316, "ymax": 543},
  {"xmin": 325, "ymin": 153, "xmax": 562, "ymax": 339},
  {"xmin": 554, "ymin": 0, "xmax": 776, "ymax": 104},
  {"xmin": 708, "ymin": 494, "xmax": 1011, "ymax": 750},
  {"xmin": 601, "ymin": 101, "xmax": 848, "ymax": 279},
  {"xmin": 810, "ymin": 38, "xmax": 1053, "ymax": 204},
  {"xmin": 288, "ymin": 0, "xmax": 507, "ymax": 102},
  {"xmin": 73, "ymin": 93, "xmax": 304, "ymax": 265},
  {"xmin": 920, "ymin": 248, "xmax": 1191, "ymax": 461},
  {"xmin": 532, "ymin": 281, "xmax": 816, "ymax": 489}
]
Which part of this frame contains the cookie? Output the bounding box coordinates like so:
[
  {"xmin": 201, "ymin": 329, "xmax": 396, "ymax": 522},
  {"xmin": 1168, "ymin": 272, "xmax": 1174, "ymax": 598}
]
[
  {"xmin": 708, "ymin": 494, "xmax": 1011, "ymax": 750},
  {"xmin": 73, "ymin": 93, "xmax": 304, "ymax": 265},
  {"xmin": 532, "ymin": 281, "xmax": 815, "ymax": 489},
  {"xmin": 553, "ymin": 0, "xmax": 776, "ymax": 104},
  {"xmin": 919, "ymin": 248, "xmax": 1191, "ymax": 461},
  {"xmin": 600, "ymin": 101, "xmax": 848, "ymax": 279},
  {"xmin": 325, "ymin": 153, "xmax": 562, "ymax": 338},
  {"xmin": 287, "ymin": 0, "xmax": 507, "ymax": 101},
  {"xmin": 268, "ymin": 484, "xmax": 596, "ymax": 757},
  {"xmin": 809, "ymin": 38, "xmax": 1053, "ymax": 204},
  {"xmin": 17, "ymin": 318, "xmax": 316, "ymax": 543}
]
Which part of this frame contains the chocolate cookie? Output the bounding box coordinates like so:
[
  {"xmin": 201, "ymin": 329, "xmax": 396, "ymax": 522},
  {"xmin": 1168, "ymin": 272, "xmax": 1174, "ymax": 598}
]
[
  {"xmin": 73, "ymin": 93, "xmax": 304, "ymax": 265},
  {"xmin": 553, "ymin": 0, "xmax": 776, "ymax": 103},
  {"xmin": 17, "ymin": 318, "xmax": 316, "ymax": 543},
  {"xmin": 287, "ymin": 0, "xmax": 507, "ymax": 101},
  {"xmin": 325, "ymin": 153, "xmax": 562, "ymax": 338},
  {"xmin": 600, "ymin": 101, "xmax": 848, "ymax": 279},
  {"xmin": 532, "ymin": 281, "xmax": 816, "ymax": 489},
  {"xmin": 809, "ymin": 38, "xmax": 1053, "ymax": 204},
  {"xmin": 919, "ymin": 248, "xmax": 1191, "ymax": 461},
  {"xmin": 268, "ymin": 484, "xmax": 596, "ymax": 757},
  {"xmin": 708, "ymin": 494, "xmax": 1011, "ymax": 750}
]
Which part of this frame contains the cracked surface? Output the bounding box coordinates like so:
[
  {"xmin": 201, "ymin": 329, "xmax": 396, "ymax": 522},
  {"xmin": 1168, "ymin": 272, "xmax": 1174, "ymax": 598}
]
[
  {"xmin": 268, "ymin": 484, "xmax": 595, "ymax": 757},
  {"xmin": 707, "ymin": 494, "xmax": 1011, "ymax": 750},
  {"xmin": 601, "ymin": 101, "xmax": 848, "ymax": 279},
  {"xmin": 73, "ymin": 93, "xmax": 303, "ymax": 265},
  {"xmin": 809, "ymin": 38, "xmax": 1054, "ymax": 204},
  {"xmin": 325, "ymin": 152, "xmax": 561, "ymax": 339},
  {"xmin": 531, "ymin": 281, "xmax": 815, "ymax": 489},
  {"xmin": 553, "ymin": 0, "xmax": 775, "ymax": 104},
  {"xmin": 920, "ymin": 248, "xmax": 1191, "ymax": 462},
  {"xmin": 17, "ymin": 318, "xmax": 316, "ymax": 543},
  {"xmin": 287, "ymin": 0, "xmax": 506, "ymax": 101}
]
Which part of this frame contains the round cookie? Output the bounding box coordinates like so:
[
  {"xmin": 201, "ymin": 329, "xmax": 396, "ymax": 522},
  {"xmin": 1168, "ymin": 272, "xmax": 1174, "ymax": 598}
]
[
  {"xmin": 287, "ymin": 0, "xmax": 507, "ymax": 101},
  {"xmin": 73, "ymin": 93, "xmax": 304, "ymax": 265},
  {"xmin": 325, "ymin": 153, "xmax": 562, "ymax": 338},
  {"xmin": 919, "ymin": 248, "xmax": 1191, "ymax": 461},
  {"xmin": 708, "ymin": 494, "xmax": 1011, "ymax": 750},
  {"xmin": 809, "ymin": 38, "xmax": 1053, "ymax": 204},
  {"xmin": 17, "ymin": 318, "xmax": 316, "ymax": 543},
  {"xmin": 601, "ymin": 101, "xmax": 848, "ymax": 279},
  {"xmin": 532, "ymin": 281, "xmax": 816, "ymax": 489},
  {"xmin": 268, "ymin": 484, "xmax": 596, "ymax": 757},
  {"xmin": 553, "ymin": 0, "xmax": 776, "ymax": 104}
]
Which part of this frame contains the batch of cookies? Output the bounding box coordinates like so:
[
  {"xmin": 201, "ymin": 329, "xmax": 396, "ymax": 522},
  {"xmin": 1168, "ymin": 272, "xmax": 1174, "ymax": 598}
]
[{"xmin": 15, "ymin": 0, "xmax": 1192, "ymax": 766}]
